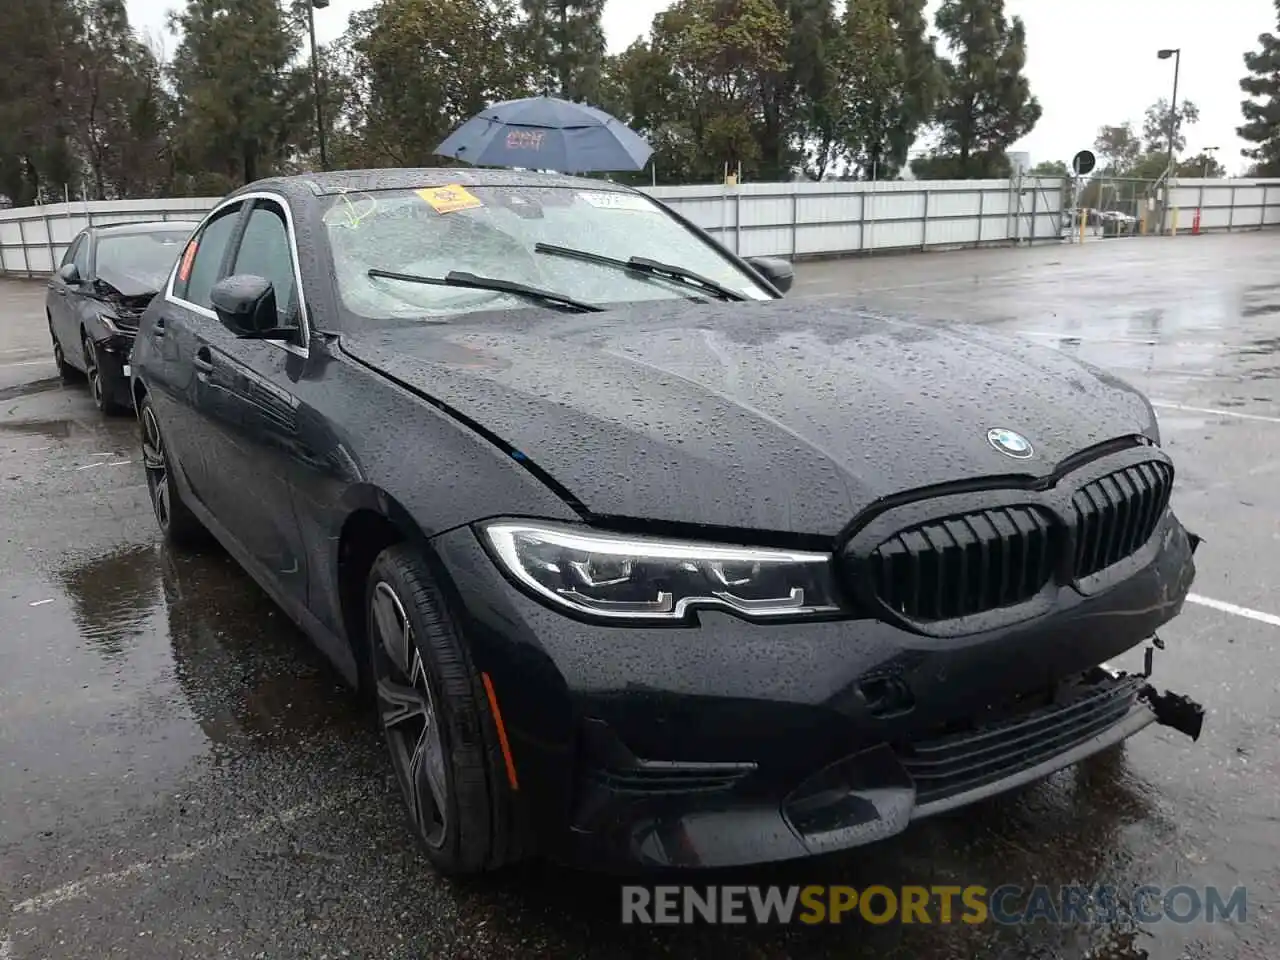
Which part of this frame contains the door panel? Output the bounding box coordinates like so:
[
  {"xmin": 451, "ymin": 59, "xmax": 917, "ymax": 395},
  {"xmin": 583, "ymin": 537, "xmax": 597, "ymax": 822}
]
[
  {"xmin": 141, "ymin": 204, "xmax": 245, "ymax": 509},
  {"xmin": 189, "ymin": 198, "xmax": 310, "ymax": 610},
  {"xmin": 193, "ymin": 329, "xmax": 309, "ymax": 605},
  {"xmin": 49, "ymin": 234, "xmax": 86, "ymax": 358}
]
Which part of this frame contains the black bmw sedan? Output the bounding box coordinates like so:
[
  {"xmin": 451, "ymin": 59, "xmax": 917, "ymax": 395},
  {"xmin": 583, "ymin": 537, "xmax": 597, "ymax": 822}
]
[
  {"xmin": 47, "ymin": 220, "xmax": 197, "ymax": 412},
  {"xmin": 130, "ymin": 169, "xmax": 1204, "ymax": 874}
]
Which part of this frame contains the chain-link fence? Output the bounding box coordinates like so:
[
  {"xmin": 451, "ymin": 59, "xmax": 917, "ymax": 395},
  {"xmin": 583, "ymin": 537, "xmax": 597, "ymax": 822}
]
[{"xmin": 1063, "ymin": 176, "xmax": 1161, "ymax": 240}]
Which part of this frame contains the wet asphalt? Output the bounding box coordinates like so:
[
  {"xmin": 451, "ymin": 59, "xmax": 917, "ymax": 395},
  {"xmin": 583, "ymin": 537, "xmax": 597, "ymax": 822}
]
[{"xmin": 2, "ymin": 233, "xmax": 1279, "ymax": 959}]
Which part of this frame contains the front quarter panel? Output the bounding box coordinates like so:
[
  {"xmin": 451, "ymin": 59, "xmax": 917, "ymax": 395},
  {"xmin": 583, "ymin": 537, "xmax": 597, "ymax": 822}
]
[{"xmin": 286, "ymin": 339, "xmax": 580, "ymax": 642}]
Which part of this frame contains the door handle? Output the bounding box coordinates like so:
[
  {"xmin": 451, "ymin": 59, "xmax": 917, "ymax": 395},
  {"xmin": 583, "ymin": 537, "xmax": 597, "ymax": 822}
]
[
  {"xmin": 153, "ymin": 315, "xmax": 167, "ymax": 338},
  {"xmin": 193, "ymin": 346, "xmax": 214, "ymax": 375}
]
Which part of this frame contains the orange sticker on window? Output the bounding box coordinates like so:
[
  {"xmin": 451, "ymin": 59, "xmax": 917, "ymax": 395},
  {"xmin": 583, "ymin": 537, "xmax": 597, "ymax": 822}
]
[
  {"xmin": 177, "ymin": 239, "xmax": 198, "ymax": 282},
  {"xmin": 415, "ymin": 184, "xmax": 483, "ymax": 215}
]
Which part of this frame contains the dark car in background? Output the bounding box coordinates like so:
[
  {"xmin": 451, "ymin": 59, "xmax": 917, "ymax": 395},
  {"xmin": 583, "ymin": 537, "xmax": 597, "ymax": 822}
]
[
  {"xmin": 130, "ymin": 169, "xmax": 1203, "ymax": 875},
  {"xmin": 48, "ymin": 220, "xmax": 198, "ymax": 412}
]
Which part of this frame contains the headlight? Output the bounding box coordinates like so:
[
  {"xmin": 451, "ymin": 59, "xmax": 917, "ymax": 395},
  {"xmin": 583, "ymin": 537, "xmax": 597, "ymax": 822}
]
[{"xmin": 480, "ymin": 521, "xmax": 842, "ymax": 622}]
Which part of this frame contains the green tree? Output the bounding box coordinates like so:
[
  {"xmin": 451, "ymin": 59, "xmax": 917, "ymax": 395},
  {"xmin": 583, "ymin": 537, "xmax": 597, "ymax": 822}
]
[
  {"xmin": 1239, "ymin": 6, "xmax": 1280, "ymax": 177},
  {"xmin": 751, "ymin": 0, "xmax": 830, "ymax": 181},
  {"xmin": 797, "ymin": 0, "xmax": 941, "ymax": 180},
  {"xmin": 1177, "ymin": 152, "xmax": 1226, "ymax": 178},
  {"xmin": 1028, "ymin": 159, "xmax": 1068, "ymax": 177},
  {"xmin": 67, "ymin": 1, "xmax": 175, "ymax": 199},
  {"xmin": 820, "ymin": 0, "xmax": 902, "ymax": 179},
  {"xmin": 605, "ymin": 0, "xmax": 789, "ymax": 184},
  {"xmin": 874, "ymin": 0, "xmax": 944, "ymax": 178},
  {"xmin": 168, "ymin": 0, "xmax": 308, "ymax": 190},
  {"xmin": 0, "ymin": 0, "xmax": 82, "ymax": 204},
  {"xmin": 339, "ymin": 0, "xmax": 527, "ymax": 168},
  {"xmin": 1093, "ymin": 122, "xmax": 1143, "ymax": 173},
  {"xmin": 776, "ymin": 0, "xmax": 833, "ymax": 179},
  {"xmin": 518, "ymin": 0, "xmax": 605, "ymax": 103},
  {"xmin": 1142, "ymin": 97, "xmax": 1199, "ymax": 154},
  {"xmin": 911, "ymin": 0, "xmax": 1040, "ymax": 179}
]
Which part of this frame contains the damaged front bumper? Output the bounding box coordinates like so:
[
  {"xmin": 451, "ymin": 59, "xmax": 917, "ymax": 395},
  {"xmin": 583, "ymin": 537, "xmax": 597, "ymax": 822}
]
[
  {"xmin": 1100, "ymin": 639, "xmax": 1205, "ymax": 743},
  {"xmin": 91, "ymin": 330, "xmax": 136, "ymax": 408},
  {"xmin": 433, "ymin": 515, "xmax": 1208, "ymax": 871},
  {"xmin": 564, "ymin": 657, "xmax": 1206, "ymax": 870},
  {"xmin": 1101, "ymin": 527, "xmax": 1206, "ymax": 743}
]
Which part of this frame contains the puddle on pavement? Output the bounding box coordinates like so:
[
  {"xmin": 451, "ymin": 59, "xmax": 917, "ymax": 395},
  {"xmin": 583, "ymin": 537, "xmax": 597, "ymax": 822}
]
[
  {"xmin": 0, "ymin": 376, "xmax": 63, "ymax": 403},
  {"xmin": 0, "ymin": 417, "xmax": 74, "ymax": 439},
  {"xmin": 1237, "ymin": 336, "xmax": 1280, "ymax": 356},
  {"xmin": 3, "ymin": 539, "xmax": 365, "ymax": 793},
  {"xmin": 1241, "ymin": 301, "xmax": 1280, "ymax": 318}
]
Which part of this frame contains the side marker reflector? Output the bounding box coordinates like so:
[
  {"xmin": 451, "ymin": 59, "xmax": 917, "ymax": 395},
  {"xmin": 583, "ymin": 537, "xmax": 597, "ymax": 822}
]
[{"xmin": 481, "ymin": 671, "xmax": 519, "ymax": 791}]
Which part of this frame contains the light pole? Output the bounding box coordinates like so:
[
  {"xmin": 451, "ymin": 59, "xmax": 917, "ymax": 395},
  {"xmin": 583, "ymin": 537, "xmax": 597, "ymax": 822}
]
[
  {"xmin": 1162, "ymin": 48, "xmax": 1177, "ymax": 179},
  {"xmin": 1203, "ymin": 146, "xmax": 1220, "ymax": 178},
  {"xmin": 308, "ymin": 0, "xmax": 329, "ymax": 172}
]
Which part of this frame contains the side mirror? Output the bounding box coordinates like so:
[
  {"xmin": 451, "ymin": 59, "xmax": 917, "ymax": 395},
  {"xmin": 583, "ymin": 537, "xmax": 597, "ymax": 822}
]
[
  {"xmin": 210, "ymin": 274, "xmax": 283, "ymax": 339},
  {"xmin": 746, "ymin": 256, "xmax": 794, "ymax": 295},
  {"xmin": 58, "ymin": 262, "xmax": 81, "ymax": 285}
]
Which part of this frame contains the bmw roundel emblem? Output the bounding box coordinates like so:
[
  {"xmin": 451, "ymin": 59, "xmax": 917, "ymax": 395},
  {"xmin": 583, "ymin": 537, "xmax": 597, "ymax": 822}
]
[{"xmin": 987, "ymin": 427, "xmax": 1034, "ymax": 459}]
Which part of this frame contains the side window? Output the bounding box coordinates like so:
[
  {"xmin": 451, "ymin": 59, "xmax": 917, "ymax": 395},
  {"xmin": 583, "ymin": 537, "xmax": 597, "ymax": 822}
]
[
  {"xmin": 61, "ymin": 234, "xmax": 85, "ymax": 269},
  {"xmin": 72, "ymin": 233, "xmax": 91, "ymax": 277},
  {"xmin": 175, "ymin": 206, "xmax": 241, "ymax": 308},
  {"xmin": 231, "ymin": 202, "xmax": 298, "ymax": 326}
]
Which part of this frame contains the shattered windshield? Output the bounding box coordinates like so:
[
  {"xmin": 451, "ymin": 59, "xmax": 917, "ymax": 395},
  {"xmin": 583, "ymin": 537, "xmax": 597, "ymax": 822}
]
[{"xmin": 320, "ymin": 184, "xmax": 774, "ymax": 321}]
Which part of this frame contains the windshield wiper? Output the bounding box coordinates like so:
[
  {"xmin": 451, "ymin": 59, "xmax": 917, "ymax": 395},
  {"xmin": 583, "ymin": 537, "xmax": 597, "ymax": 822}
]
[
  {"xmin": 367, "ymin": 268, "xmax": 603, "ymax": 314},
  {"xmin": 534, "ymin": 243, "xmax": 748, "ymax": 302}
]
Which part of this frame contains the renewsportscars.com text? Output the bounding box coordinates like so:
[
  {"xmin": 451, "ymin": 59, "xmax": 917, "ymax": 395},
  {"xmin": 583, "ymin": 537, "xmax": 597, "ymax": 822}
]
[{"xmin": 620, "ymin": 884, "xmax": 1247, "ymax": 926}]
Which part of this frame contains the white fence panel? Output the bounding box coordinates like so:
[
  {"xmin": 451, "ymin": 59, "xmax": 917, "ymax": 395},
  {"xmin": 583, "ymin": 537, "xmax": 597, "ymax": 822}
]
[{"xmin": 3, "ymin": 176, "xmax": 1278, "ymax": 277}]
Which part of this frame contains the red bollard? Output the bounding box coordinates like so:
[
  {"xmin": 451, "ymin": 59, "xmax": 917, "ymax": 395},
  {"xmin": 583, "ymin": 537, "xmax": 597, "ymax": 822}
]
[{"xmin": 1192, "ymin": 208, "xmax": 1202, "ymax": 235}]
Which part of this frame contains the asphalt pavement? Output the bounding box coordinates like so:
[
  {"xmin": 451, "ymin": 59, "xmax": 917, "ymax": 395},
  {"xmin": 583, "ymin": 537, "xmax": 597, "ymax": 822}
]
[{"xmin": 2, "ymin": 233, "xmax": 1278, "ymax": 959}]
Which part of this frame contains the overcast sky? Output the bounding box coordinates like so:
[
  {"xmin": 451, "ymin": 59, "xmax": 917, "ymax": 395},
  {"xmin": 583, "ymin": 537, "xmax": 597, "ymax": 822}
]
[{"xmin": 125, "ymin": 0, "xmax": 1278, "ymax": 175}]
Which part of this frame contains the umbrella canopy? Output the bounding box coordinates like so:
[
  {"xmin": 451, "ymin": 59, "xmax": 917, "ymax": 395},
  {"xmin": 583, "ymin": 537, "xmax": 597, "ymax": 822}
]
[{"xmin": 435, "ymin": 95, "xmax": 653, "ymax": 173}]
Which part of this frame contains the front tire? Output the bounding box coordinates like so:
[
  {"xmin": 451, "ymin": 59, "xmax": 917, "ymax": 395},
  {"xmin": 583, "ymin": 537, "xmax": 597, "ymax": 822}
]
[
  {"xmin": 83, "ymin": 335, "xmax": 122, "ymax": 414},
  {"xmin": 138, "ymin": 395, "xmax": 205, "ymax": 548},
  {"xmin": 366, "ymin": 545, "xmax": 526, "ymax": 875},
  {"xmin": 50, "ymin": 322, "xmax": 75, "ymax": 382}
]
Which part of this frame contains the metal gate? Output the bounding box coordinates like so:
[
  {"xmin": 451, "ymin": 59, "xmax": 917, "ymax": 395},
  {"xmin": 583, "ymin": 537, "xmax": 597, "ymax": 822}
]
[{"xmin": 1064, "ymin": 175, "xmax": 1163, "ymax": 240}]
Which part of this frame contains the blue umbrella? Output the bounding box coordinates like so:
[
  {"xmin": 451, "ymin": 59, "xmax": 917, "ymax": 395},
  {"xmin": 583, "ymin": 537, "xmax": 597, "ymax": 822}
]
[{"xmin": 435, "ymin": 95, "xmax": 653, "ymax": 173}]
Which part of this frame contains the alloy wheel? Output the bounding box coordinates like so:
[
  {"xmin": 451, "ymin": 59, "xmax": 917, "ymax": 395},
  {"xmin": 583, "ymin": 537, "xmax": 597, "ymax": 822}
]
[
  {"xmin": 371, "ymin": 580, "xmax": 449, "ymax": 848},
  {"xmin": 140, "ymin": 406, "xmax": 170, "ymax": 530}
]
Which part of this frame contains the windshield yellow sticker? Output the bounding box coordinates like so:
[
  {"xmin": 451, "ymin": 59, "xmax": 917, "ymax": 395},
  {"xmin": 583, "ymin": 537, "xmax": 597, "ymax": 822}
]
[
  {"xmin": 576, "ymin": 191, "xmax": 654, "ymax": 213},
  {"xmin": 417, "ymin": 184, "xmax": 483, "ymax": 214}
]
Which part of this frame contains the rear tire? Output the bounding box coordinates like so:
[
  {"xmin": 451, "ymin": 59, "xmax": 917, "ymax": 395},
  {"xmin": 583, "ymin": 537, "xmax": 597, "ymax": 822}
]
[
  {"xmin": 366, "ymin": 545, "xmax": 527, "ymax": 874},
  {"xmin": 138, "ymin": 395, "xmax": 205, "ymax": 548}
]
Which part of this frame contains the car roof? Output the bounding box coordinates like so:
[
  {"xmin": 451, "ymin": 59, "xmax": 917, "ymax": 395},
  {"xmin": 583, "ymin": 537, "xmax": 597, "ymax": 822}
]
[
  {"xmin": 91, "ymin": 220, "xmax": 200, "ymax": 235},
  {"xmin": 230, "ymin": 167, "xmax": 635, "ymax": 202}
]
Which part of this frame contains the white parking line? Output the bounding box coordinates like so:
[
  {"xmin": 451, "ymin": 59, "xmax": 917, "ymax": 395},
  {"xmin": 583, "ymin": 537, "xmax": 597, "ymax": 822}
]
[
  {"xmin": 1018, "ymin": 330, "xmax": 1209, "ymax": 349},
  {"xmin": 0, "ymin": 360, "xmax": 48, "ymax": 368},
  {"xmin": 1187, "ymin": 593, "xmax": 1280, "ymax": 628},
  {"xmin": 12, "ymin": 794, "xmax": 356, "ymax": 916},
  {"xmin": 1151, "ymin": 401, "xmax": 1280, "ymax": 425}
]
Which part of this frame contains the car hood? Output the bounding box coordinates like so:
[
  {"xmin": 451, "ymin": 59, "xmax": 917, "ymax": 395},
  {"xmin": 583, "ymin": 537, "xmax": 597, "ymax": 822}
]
[
  {"xmin": 94, "ymin": 268, "xmax": 162, "ymax": 300},
  {"xmin": 339, "ymin": 297, "xmax": 1159, "ymax": 537}
]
